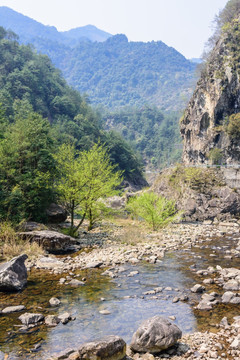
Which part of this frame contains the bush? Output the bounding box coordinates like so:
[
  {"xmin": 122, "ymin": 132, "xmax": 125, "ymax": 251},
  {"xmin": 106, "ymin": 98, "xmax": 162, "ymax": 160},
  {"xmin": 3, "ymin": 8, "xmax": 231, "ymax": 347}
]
[
  {"xmin": 126, "ymin": 191, "xmax": 179, "ymax": 230},
  {"xmin": 226, "ymin": 112, "xmax": 240, "ymax": 139},
  {"xmin": 207, "ymin": 148, "xmax": 223, "ymax": 164}
]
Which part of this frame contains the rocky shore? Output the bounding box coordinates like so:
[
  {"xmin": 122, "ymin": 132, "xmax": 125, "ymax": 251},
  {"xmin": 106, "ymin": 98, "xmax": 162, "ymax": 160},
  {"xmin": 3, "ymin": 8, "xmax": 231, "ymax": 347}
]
[{"xmin": 1, "ymin": 220, "xmax": 240, "ymax": 359}]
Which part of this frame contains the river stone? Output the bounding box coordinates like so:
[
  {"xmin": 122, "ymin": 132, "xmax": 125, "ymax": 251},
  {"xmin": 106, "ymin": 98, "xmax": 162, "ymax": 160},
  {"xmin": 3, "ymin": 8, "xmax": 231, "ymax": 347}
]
[
  {"xmin": 223, "ymin": 279, "xmax": 240, "ymax": 291},
  {"xmin": 19, "ymin": 230, "xmax": 75, "ymax": 253},
  {"xmin": 77, "ymin": 335, "xmax": 126, "ymax": 360},
  {"xmin": 2, "ymin": 305, "xmax": 25, "ymax": 314},
  {"xmin": 49, "ymin": 297, "xmax": 61, "ymax": 306},
  {"xmin": 222, "ymin": 291, "xmax": 235, "ymax": 303},
  {"xmin": 190, "ymin": 284, "xmax": 205, "ymax": 293},
  {"xmin": 45, "ymin": 315, "xmax": 60, "ymax": 327},
  {"xmin": 0, "ymin": 254, "xmax": 28, "ymax": 292},
  {"xmin": 130, "ymin": 316, "xmax": 182, "ymax": 354},
  {"xmin": 58, "ymin": 312, "xmax": 72, "ymax": 324},
  {"xmin": 19, "ymin": 312, "xmax": 44, "ymax": 326}
]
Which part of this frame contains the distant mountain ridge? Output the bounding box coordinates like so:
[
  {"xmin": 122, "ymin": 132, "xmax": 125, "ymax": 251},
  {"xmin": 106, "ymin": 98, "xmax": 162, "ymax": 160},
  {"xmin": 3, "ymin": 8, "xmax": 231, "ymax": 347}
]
[
  {"xmin": 0, "ymin": 6, "xmax": 112, "ymax": 44},
  {"xmin": 0, "ymin": 6, "xmax": 197, "ymax": 110}
]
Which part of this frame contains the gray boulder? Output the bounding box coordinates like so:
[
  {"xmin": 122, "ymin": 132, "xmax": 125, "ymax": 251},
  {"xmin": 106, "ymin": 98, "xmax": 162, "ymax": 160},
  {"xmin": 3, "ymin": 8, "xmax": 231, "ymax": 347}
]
[
  {"xmin": 46, "ymin": 203, "xmax": 67, "ymax": 223},
  {"xmin": 130, "ymin": 316, "xmax": 182, "ymax": 354},
  {"xmin": 19, "ymin": 230, "xmax": 75, "ymax": 253},
  {"xmin": 19, "ymin": 312, "xmax": 44, "ymax": 326},
  {"xmin": 78, "ymin": 335, "xmax": 126, "ymax": 360},
  {"xmin": 0, "ymin": 254, "xmax": 28, "ymax": 292}
]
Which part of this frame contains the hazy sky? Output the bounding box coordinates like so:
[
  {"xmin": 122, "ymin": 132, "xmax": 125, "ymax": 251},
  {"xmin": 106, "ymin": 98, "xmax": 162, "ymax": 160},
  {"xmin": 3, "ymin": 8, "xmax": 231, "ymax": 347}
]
[{"xmin": 0, "ymin": 0, "xmax": 229, "ymax": 58}]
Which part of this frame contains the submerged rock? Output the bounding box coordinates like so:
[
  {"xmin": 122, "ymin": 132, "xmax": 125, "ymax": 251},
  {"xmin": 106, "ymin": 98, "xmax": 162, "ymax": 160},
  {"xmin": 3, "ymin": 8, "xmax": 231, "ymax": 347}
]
[
  {"xmin": 130, "ymin": 316, "xmax": 182, "ymax": 354},
  {"xmin": 77, "ymin": 335, "xmax": 126, "ymax": 360},
  {"xmin": 0, "ymin": 254, "xmax": 28, "ymax": 292}
]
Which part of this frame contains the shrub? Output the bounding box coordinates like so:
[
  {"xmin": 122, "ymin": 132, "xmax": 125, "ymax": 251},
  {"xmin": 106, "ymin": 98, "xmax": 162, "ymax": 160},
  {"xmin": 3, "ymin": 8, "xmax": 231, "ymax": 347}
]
[
  {"xmin": 126, "ymin": 191, "xmax": 179, "ymax": 230},
  {"xmin": 207, "ymin": 148, "xmax": 223, "ymax": 164},
  {"xmin": 226, "ymin": 112, "xmax": 240, "ymax": 139}
]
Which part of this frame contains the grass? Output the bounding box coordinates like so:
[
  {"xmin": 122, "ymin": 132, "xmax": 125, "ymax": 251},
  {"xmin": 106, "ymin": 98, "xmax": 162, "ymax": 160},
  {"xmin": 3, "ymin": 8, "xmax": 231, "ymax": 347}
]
[{"xmin": 0, "ymin": 221, "xmax": 45, "ymax": 261}]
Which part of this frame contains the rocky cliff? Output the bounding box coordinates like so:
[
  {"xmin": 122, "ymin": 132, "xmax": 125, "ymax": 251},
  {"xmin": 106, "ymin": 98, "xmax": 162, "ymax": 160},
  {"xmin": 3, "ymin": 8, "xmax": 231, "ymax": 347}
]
[{"xmin": 181, "ymin": 17, "xmax": 240, "ymax": 165}]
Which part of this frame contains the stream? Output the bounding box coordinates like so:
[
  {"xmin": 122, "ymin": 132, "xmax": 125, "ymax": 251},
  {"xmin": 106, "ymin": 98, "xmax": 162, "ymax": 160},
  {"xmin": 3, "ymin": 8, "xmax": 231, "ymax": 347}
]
[{"xmin": 0, "ymin": 231, "xmax": 240, "ymax": 359}]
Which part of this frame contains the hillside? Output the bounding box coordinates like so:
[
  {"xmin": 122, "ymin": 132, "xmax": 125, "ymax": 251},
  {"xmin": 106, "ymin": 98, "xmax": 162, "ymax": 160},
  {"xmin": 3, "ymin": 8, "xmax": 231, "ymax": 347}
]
[
  {"xmin": 181, "ymin": 2, "xmax": 240, "ymax": 165},
  {"xmin": 102, "ymin": 106, "xmax": 182, "ymax": 169},
  {"xmin": 0, "ymin": 26, "xmax": 144, "ymax": 183},
  {"xmin": 0, "ymin": 7, "xmax": 197, "ymax": 111}
]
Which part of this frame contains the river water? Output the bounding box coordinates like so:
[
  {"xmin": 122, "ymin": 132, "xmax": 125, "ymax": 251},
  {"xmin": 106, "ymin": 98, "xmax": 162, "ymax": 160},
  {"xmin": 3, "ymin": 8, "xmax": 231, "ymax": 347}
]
[{"xmin": 0, "ymin": 231, "xmax": 239, "ymax": 359}]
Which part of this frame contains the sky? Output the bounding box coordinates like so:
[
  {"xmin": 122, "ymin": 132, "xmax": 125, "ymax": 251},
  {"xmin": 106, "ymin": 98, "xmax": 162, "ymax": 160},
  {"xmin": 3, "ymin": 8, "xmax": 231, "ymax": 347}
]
[{"xmin": 0, "ymin": 0, "xmax": 229, "ymax": 58}]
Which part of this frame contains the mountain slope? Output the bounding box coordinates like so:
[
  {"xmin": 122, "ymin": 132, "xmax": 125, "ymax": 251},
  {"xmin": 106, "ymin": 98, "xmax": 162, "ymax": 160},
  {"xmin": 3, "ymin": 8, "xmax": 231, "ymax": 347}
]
[{"xmin": 0, "ymin": 7, "xmax": 197, "ymax": 110}]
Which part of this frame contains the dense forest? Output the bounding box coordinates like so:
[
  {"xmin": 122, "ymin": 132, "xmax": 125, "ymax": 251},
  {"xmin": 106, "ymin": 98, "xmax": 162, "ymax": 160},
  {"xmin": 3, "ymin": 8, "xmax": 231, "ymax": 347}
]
[
  {"xmin": 0, "ymin": 7, "xmax": 197, "ymax": 110},
  {"xmin": 0, "ymin": 27, "xmax": 145, "ymax": 223},
  {"xmin": 102, "ymin": 106, "xmax": 182, "ymax": 169}
]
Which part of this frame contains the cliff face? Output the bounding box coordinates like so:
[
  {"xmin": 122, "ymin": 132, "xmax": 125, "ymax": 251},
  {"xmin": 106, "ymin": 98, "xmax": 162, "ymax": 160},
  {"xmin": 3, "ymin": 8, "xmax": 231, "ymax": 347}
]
[{"xmin": 181, "ymin": 18, "xmax": 240, "ymax": 165}]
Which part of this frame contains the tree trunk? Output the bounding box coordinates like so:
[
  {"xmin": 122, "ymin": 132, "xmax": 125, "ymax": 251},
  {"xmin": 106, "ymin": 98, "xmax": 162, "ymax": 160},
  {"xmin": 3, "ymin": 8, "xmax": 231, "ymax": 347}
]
[{"xmin": 88, "ymin": 208, "xmax": 93, "ymax": 231}]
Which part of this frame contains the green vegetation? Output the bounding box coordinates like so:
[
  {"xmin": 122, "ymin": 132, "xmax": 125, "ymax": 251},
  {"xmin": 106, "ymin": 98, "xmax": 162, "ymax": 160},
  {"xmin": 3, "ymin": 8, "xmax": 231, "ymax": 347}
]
[
  {"xmin": 207, "ymin": 148, "xmax": 223, "ymax": 164},
  {"xmin": 0, "ymin": 9, "xmax": 197, "ymax": 110},
  {"xmin": 168, "ymin": 165, "xmax": 224, "ymax": 193},
  {"xmin": 0, "ymin": 27, "xmax": 145, "ymax": 226},
  {"xmin": 54, "ymin": 143, "xmax": 122, "ymax": 234},
  {"xmin": 226, "ymin": 112, "xmax": 240, "ymax": 139},
  {"xmin": 102, "ymin": 106, "xmax": 182, "ymax": 169},
  {"xmin": 127, "ymin": 191, "xmax": 179, "ymax": 230}
]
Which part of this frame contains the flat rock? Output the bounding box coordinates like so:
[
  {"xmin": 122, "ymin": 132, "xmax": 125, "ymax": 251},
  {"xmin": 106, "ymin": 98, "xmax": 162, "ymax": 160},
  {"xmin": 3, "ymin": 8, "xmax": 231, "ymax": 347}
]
[
  {"xmin": 2, "ymin": 305, "xmax": 25, "ymax": 314},
  {"xmin": 190, "ymin": 284, "xmax": 205, "ymax": 293},
  {"xmin": 78, "ymin": 335, "xmax": 126, "ymax": 360},
  {"xmin": 19, "ymin": 230, "xmax": 75, "ymax": 253},
  {"xmin": 130, "ymin": 316, "xmax": 182, "ymax": 354},
  {"xmin": 84, "ymin": 262, "xmax": 103, "ymax": 269},
  {"xmin": 0, "ymin": 254, "xmax": 28, "ymax": 292}
]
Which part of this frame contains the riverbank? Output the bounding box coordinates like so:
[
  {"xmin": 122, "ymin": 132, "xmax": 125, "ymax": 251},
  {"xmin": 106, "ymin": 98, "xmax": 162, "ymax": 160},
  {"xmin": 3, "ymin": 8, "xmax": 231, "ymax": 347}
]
[{"xmin": 1, "ymin": 219, "xmax": 240, "ymax": 359}]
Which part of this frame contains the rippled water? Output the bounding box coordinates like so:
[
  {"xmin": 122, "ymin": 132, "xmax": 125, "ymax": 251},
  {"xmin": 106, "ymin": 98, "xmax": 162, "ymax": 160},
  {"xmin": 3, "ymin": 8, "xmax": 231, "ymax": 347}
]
[{"xmin": 0, "ymin": 231, "xmax": 239, "ymax": 359}]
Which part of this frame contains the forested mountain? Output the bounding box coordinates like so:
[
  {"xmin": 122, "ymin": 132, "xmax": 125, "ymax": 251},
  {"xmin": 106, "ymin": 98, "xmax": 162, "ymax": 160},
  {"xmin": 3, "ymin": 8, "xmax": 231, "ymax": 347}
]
[
  {"xmin": 102, "ymin": 106, "xmax": 182, "ymax": 169},
  {"xmin": 0, "ymin": 7, "xmax": 197, "ymax": 110},
  {"xmin": 0, "ymin": 26, "xmax": 144, "ymax": 184}
]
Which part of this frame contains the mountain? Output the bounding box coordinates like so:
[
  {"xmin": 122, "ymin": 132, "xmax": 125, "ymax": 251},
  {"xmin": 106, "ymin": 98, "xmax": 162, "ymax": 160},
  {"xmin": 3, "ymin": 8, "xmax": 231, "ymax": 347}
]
[
  {"xmin": 180, "ymin": 1, "xmax": 240, "ymax": 165},
  {"xmin": 62, "ymin": 25, "xmax": 111, "ymax": 43},
  {"xmin": 0, "ymin": 6, "xmax": 197, "ymax": 111},
  {"xmin": 0, "ymin": 7, "xmax": 112, "ymax": 45},
  {"xmin": 0, "ymin": 26, "xmax": 144, "ymax": 183}
]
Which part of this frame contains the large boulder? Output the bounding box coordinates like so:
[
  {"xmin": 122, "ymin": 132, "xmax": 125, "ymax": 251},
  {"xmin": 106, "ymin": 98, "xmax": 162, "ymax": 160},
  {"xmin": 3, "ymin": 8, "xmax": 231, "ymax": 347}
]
[
  {"xmin": 19, "ymin": 230, "xmax": 75, "ymax": 253},
  {"xmin": 130, "ymin": 316, "xmax": 182, "ymax": 354},
  {"xmin": 0, "ymin": 254, "xmax": 28, "ymax": 292},
  {"xmin": 77, "ymin": 335, "xmax": 126, "ymax": 360},
  {"xmin": 46, "ymin": 203, "xmax": 67, "ymax": 223}
]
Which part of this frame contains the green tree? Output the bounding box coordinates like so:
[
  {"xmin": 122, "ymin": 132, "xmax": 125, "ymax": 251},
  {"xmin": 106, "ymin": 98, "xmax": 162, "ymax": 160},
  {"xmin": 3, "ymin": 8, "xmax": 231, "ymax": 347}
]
[
  {"xmin": 55, "ymin": 143, "xmax": 122, "ymax": 234},
  {"xmin": 0, "ymin": 101, "xmax": 55, "ymax": 222},
  {"xmin": 127, "ymin": 191, "xmax": 179, "ymax": 230}
]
